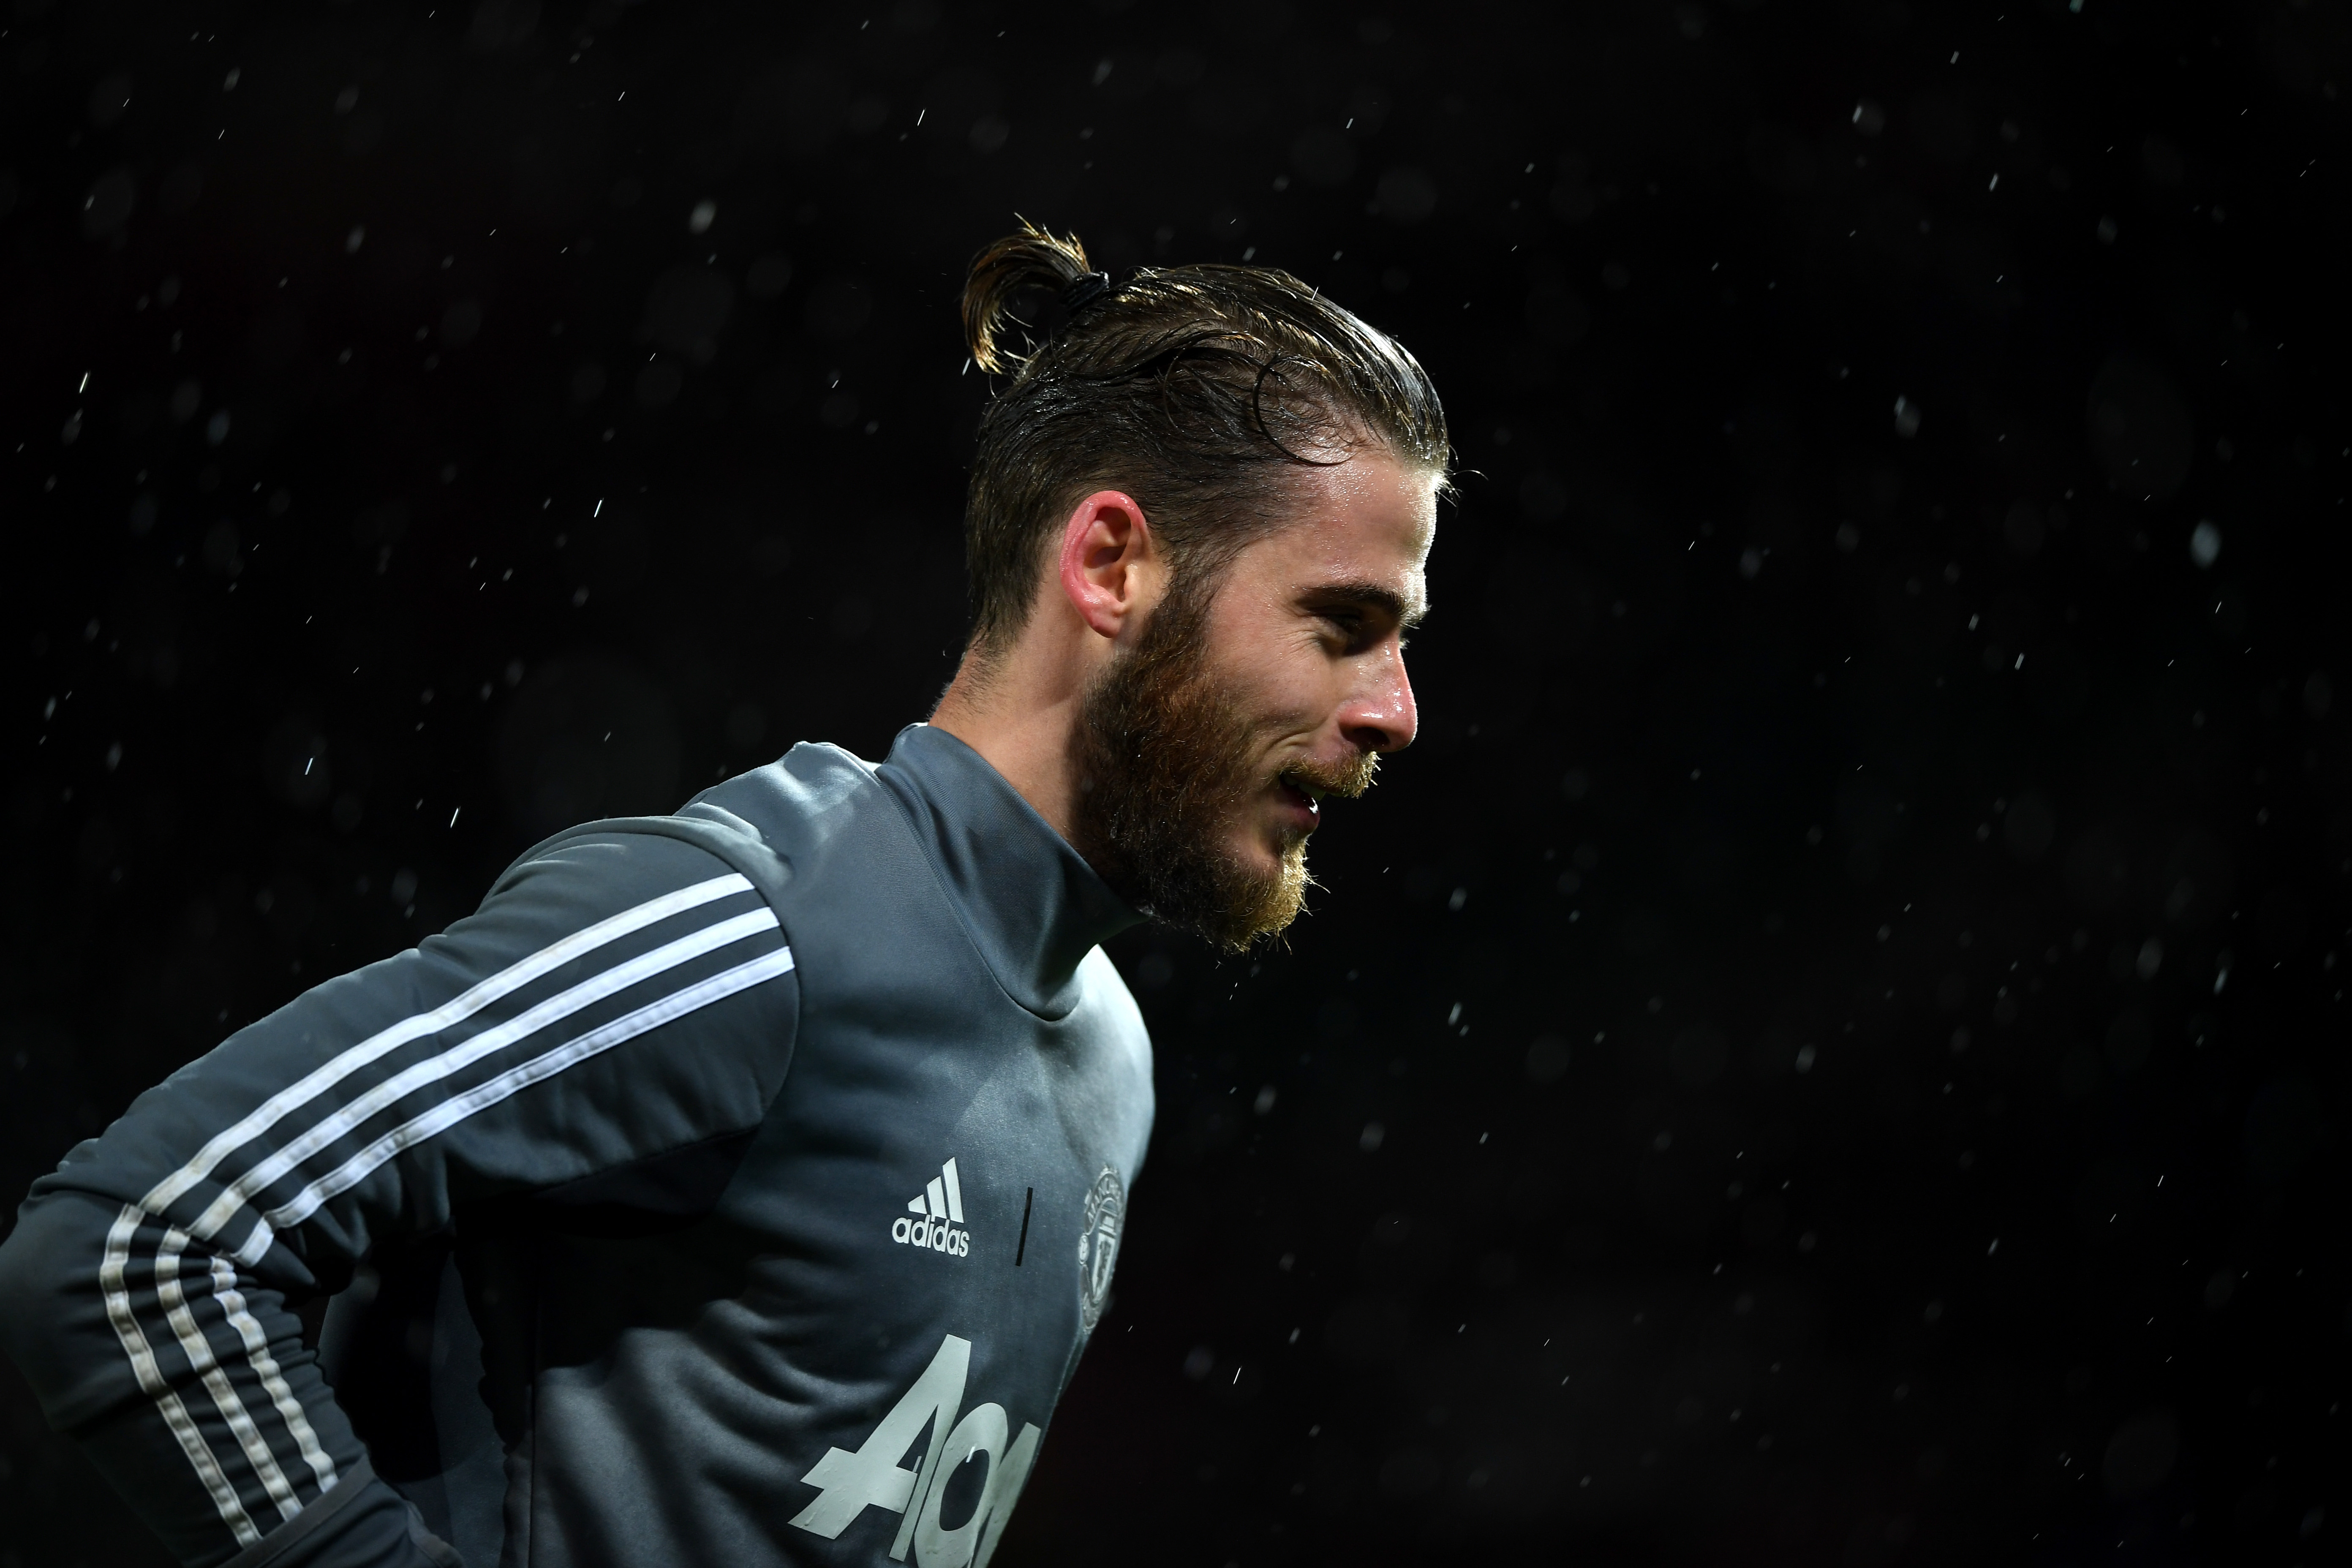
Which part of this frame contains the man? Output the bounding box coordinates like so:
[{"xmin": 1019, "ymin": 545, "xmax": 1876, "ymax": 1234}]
[{"xmin": 0, "ymin": 221, "xmax": 1448, "ymax": 1568}]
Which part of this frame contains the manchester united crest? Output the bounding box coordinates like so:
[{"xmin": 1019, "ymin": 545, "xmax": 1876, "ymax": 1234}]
[{"xmin": 1076, "ymin": 1165, "xmax": 1124, "ymax": 1331}]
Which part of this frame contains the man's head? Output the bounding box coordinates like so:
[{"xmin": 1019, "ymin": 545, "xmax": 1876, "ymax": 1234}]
[{"xmin": 953, "ymin": 221, "xmax": 1449, "ymax": 952}]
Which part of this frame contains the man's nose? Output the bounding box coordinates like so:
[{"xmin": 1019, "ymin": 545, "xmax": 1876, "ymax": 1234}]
[{"xmin": 1339, "ymin": 651, "xmax": 1418, "ymax": 754}]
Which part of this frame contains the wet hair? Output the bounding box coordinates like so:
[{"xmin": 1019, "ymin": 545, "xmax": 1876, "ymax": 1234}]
[{"xmin": 957, "ymin": 219, "xmax": 1451, "ymax": 657}]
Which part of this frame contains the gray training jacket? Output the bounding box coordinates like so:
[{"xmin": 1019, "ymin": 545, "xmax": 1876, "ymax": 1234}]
[{"xmin": 0, "ymin": 724, "xmax": 1154, "ymax": 1568}]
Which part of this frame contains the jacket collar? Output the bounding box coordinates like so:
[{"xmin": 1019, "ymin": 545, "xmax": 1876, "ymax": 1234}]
[{"xmin": 874, "ymin": 723, "xmax": 1141, "ymax": 1018}]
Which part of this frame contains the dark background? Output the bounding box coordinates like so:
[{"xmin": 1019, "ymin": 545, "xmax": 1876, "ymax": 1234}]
[{"xmin": 3, "ymin": 1, "xmax": 2348, "ymax": 1564}]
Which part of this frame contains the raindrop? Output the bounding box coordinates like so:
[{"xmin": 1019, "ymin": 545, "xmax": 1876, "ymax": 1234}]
[{"xmin": 2189, "ymin": 520, "xmax": 2221, "ymax": 568}]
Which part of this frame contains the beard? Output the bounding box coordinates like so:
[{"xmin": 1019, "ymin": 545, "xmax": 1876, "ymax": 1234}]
[{"xmin": 1069, "ymin": 586, "xmax": 1378, "ymax": 954}]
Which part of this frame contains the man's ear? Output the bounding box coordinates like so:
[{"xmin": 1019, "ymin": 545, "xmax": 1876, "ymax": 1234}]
[{"xmin": 1057, "ymin": 490, "xmax": 1157, "ymax": 640}]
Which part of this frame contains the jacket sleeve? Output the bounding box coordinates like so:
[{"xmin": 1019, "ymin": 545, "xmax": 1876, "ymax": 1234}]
[{"xmin": 0, "ymin": 830, "xmax": 799, "ymax": 1568}]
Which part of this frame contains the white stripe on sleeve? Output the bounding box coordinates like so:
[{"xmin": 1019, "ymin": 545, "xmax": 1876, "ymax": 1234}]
[
  {"xmin": 155, "ymin": 1230, "xmax": 302, "ymax": 1522},
  {"xmin": 192, "ymin": 906, "xmax": 779, "ymax": 1247},
  {"xmin": 142, "ymin": 873, "xmax": 752, "ymax": 1219},
  {"xmin": 262, "ymin": 945, "xmax": 798, "ymax": 1239},
  {"xmin": 100, "ymin": 1206, "xmax": 263, "ymax": 1548},
  {"xmin": 208, "ymin": 1255, "xmax": 340, "ymax": 1494}
]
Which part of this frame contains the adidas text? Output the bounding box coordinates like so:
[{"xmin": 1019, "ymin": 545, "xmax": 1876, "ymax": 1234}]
[{"xmin": 893, "ymin": 1214, "xmax": 971, "ymax": 1255}]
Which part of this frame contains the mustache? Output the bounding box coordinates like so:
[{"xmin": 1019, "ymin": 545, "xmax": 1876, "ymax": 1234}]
[{"xmin": 1278, "ymin": 748, "xmax": 1380, "ymax": 802}]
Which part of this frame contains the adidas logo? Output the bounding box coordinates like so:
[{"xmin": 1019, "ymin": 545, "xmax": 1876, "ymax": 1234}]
[{"xmin": 891, "ymin": 1157, "xmax": 972, "ymax": 1258}]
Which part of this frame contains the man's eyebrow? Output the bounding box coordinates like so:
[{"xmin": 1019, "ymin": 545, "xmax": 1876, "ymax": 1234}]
[{"xmin": 1305, "ymin": 580, "xmax": 1428, "ymax": 629}]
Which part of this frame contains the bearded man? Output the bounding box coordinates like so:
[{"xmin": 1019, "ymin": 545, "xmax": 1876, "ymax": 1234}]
[{"xmin": 0, "ymin": 221, "xmax": 1449, "ymax": 1568}]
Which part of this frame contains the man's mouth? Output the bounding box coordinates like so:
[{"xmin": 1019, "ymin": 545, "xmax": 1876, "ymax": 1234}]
[{"xmin": 1274, "ymin": 777, "xmax": 1323, "ymax": 824}]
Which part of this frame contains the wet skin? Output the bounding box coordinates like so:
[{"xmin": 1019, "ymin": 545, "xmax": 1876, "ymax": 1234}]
[{"xmin": 1184, "ymin": 451, "xmax": 1435, "ymax": 878}]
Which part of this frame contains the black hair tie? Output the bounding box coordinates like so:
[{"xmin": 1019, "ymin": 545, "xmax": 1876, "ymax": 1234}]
[{"xmin": 1059, "ymin": 270, "xmax": 1112, "ymax": 317}]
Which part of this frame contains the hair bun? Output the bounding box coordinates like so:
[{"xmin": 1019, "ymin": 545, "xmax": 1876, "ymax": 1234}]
[{"xmin": 963, "ymin": 218, "xmax": 1092, "ymax": 373}]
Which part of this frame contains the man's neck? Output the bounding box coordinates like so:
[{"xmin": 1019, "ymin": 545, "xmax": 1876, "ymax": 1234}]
[{"xmin": 927, "ymin": 646, "xmax": 1086, "ymax": 844}]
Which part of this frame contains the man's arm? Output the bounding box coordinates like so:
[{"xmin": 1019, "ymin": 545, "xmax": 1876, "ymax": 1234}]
[{"xmin": 0, "ymin": 831, "xmax": 798, "ymax": 1568}]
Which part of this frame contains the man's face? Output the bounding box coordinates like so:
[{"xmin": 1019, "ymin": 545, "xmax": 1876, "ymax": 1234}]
[{"xmin": 1071, "ymin": 449, "xmax": 1436, "ymax": 951}]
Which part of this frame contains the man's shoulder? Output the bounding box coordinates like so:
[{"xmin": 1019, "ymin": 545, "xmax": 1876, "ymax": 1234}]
[
  {"xmin": 1075, "ymin": 947, "xmax": 1149, "ymax": 1050},
  {"xmin": 1071, "ymin": 949, "xmax": 1154, "ymax": 1126},
  {"xmin": 496, "ymin": 743, "xmax": 876, "ymax": 918},
  {"xmin": 490, "ymin": 819, "xmax": 760, "ymax": 911},
  {"xmin": 1073, "ymin": 947, "xmax": 1155, "ymax": 1172},
  {"xmin": 679, "ymin": 741, "xmax": 888, "ymax": 847}
]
